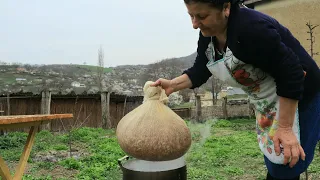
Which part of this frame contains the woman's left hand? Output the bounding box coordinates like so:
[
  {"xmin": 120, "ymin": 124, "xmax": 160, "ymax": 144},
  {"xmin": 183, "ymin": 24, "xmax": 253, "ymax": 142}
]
[{"xmin": 272, "ymin": 127, "xmax": 306, "ymax": 168}]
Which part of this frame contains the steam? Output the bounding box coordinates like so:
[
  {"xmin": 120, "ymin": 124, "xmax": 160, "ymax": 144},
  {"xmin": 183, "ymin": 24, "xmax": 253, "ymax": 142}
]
[{"xmin": 199, "ymin": 121, "xmax": 214, "ymax": 145}]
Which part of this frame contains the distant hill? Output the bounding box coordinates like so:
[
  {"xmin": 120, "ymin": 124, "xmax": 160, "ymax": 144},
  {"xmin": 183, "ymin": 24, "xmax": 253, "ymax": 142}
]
[
  {"xmin": 177, "ymin": 52, "xmax": 197, "ymax": 67},
  {"xmin": 0, "ymin": 52, "xmax": 199, "ymax": 96}
]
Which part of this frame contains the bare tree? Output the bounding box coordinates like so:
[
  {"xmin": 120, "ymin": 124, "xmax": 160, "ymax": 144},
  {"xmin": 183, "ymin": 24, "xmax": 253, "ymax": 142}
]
[
  {"xmin": 213, "ymin": 77, "xmax": 223, "ymax": 100},
  {"xmin": 59, "ymin": 97, "xmax": 92, "ymax": 157},
  {"xmin": 56, "ymin": 80, "xmax": 69, "ymax": 94},
  {"xmin": 95, "ymin": 46, "xmax": 113, "ymax": 129},
  {"xmin": 306, "ymin": 21, "xmax": 319, "ymax": 58},
  {"xmin": 41, "ymin": 78, "xmax": 49, "ymax": 92},
  {"xmin": 179, "ymin": 88, "xmax": 193, "ymax": 102},
  {"xmin": 96, "ymin": 46, "xmax": 105, "ymax": 91},
  {"xmin": 23, "ymin": 64, "xmax": 33, "ymax": 71},
  {"xmin": 202, "ymin": 76, "xmax": 223, "ymax": 101}
]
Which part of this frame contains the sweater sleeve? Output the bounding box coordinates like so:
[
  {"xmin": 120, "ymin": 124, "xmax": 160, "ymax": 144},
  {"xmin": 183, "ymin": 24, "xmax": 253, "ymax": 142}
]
[
  {"xmin": 183, "ymin": 32, "xmax": 212, "ymax": 89},
  {"xmin": 238, "ymin": 20, "xmax": 305, "ymax": 100}
]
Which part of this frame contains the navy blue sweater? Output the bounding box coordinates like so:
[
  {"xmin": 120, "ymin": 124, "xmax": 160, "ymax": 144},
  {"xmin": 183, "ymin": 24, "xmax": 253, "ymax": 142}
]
[{"xmin": 183, "ymin": 5, "xmax": 320, "ymax": 106}]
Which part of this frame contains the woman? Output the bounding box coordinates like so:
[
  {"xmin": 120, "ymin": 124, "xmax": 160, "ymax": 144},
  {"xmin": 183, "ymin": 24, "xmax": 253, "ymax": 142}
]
[{"xmin": 151, "ymin": 0, "xmax": 320, "ymax": 179}]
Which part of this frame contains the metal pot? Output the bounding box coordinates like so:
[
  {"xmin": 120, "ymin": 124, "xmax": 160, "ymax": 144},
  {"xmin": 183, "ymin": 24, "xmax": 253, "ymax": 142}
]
[{"xmin": 118, "ymin": 155, "xmax": 187, "ymax": 180}]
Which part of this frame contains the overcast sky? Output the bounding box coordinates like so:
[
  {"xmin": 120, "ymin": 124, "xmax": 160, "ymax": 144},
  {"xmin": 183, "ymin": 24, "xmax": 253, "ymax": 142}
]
[{"xmin": 0, "ymin": 0, "xmax": 200, "ymax": 67}]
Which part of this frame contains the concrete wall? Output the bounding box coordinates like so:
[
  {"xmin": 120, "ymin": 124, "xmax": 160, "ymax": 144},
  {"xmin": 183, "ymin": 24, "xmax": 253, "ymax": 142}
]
[
  {"xmin": 254, "ymin": 0, "xmax": 320, "ymax": 66},
  {"xmin": 188, "ymin": 104, "xmax": 252, "ymax": 120}
]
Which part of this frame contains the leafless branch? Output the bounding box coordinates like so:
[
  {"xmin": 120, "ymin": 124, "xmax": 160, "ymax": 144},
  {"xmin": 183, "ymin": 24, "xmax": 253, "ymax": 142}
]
[{"xmin": 306, "ymin": 21, "xmax": 319, "ymax": 58}]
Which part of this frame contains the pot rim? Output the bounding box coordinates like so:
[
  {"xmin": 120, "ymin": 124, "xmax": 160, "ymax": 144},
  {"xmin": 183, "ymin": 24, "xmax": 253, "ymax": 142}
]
[{"xmin": 118, "ymin": 155, "xmax": 186, "ymax": 172}]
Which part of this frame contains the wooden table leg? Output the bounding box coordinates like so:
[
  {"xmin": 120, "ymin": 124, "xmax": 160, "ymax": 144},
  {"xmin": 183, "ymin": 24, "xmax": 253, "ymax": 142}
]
[
  {"xmin": 0, "ymin": 126, "xmax": 38, "ymax": 180},
  {"xmin": 0, "ymin": 156, "xmax": 12, "ymax": 180},
  {"xmin": 12, "ymin": 126, "xmax": 38, "ymax": 180}
]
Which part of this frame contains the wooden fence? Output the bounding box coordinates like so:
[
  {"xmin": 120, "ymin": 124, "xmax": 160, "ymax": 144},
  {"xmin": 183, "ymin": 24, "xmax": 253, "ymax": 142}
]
[
  {"xmin": 171, "ymin": 108, "xmax": 192, "ymax": 119},
  {"xmin": 0, "ymin": 92, "xmax": 255, "ymax": 133},
  {"xmin": 0, "ymin": 92, "xmax": 143, "ymax": 132}
]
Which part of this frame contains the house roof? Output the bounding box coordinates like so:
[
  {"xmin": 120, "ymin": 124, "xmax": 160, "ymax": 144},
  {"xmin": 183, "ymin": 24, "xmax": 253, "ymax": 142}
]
[
  {"xmin": 226, "ymin": 87, "xmax": 246, "ymax": 96},
  {"xmin": 0, "ymin": 91, "xmax": 143, "ymax": 103}
]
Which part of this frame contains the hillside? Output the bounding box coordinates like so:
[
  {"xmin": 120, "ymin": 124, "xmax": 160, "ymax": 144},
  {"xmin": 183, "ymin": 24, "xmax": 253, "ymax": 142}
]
[{"xmin": 0, "ymin": 52, "xmax": 199, "ymax": 96}]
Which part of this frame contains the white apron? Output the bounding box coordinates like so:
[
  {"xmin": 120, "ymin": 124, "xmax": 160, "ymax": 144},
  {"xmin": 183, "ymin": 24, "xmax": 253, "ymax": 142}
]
[{"xmin": 205, "ymin": 40, "xmax": 301, "ymax": 164}]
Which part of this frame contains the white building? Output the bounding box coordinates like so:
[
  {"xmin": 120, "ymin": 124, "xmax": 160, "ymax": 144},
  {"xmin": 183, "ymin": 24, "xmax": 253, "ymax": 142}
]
[
  {"xmin": 16, "ymin": 78, "xmax": 27, "ymax": 81},
  {"xmin": 71, "ymin": 81, "xmax": 86, "ymax": 88},
  {"xmin": 71, "ymin": 81, "xmax": 80, "ymax": 87}
]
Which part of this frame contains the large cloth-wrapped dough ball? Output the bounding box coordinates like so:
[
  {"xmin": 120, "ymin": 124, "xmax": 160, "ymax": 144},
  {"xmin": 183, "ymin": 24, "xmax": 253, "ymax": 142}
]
[{"xmin": 116, "ymin": 81, "xmax": 192, "ymax": 161}]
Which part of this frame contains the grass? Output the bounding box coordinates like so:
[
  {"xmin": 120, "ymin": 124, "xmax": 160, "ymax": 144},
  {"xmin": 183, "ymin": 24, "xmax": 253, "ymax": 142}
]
[
  {"xmin": 185, "ymin": 119, "xmax": 267, "ymax": 180},
  {"xmin": 76, "ymin": 65, "xmax": 112, "ymax": 73},
  {"xmin": 0, "ymin": 73, "xmax": 26, "ymax": 84},
  {"xmin": 0, "ymin": 120, "xmax": 319, "ymax": 180}
]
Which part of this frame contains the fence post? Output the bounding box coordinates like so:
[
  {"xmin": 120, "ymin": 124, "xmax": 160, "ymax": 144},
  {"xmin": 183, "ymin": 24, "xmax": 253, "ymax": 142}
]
[
  {"xmin": 6, "ymin": 93, "xmax": 10, "ymax": 116},
  {"xmin": 195, "ymin": 95, "xmax": 202, "ymax": 123},
  {"xmin": 106, "ymin": 92, "xmax": 111, "ymax": 128},
  {"xmin": 101, "ymin": 91, "xmax": 111, "ymax": 129},
  {"xmin": 101, "ymin": 92, "xmax": 107, "ymax": 129},
  {"xmin": 40, "ymin": 90, "xmax": 51, "ymax": 131},
  {"xmin": 222, "ymin": 97, "xmax": 228, "ymax": 119},
  {"xmin": 248, "ymin": 102, "xmax": 255, "ymax": 119},
  {"xmin": 122, "ymin": 95, "xmax": 127, "ymax": 118}
]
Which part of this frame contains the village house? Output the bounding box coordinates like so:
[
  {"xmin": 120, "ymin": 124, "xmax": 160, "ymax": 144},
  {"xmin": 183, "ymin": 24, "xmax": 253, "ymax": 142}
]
[
  {"xmin": 71, "ymin": 81, "xmax": 86, "ymax": 88},
  {"xmin": 16, "ymin": 67, "xmax": 27, "ymax": 73},
  {"xmin": 16, "ymin": 78, "xmax": 27, "ymax": 82}
]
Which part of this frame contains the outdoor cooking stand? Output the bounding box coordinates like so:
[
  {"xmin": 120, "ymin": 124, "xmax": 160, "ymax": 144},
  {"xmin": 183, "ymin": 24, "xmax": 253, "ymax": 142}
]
[{"xmin": 118, "ymin": 155, "xmax": 187, "ymax": 180}]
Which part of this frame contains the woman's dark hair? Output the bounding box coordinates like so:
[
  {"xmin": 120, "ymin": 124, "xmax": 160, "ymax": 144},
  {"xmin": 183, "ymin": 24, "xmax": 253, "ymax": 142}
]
[{"xmin": 184, "ymin": 0, "xmax": 242, "ymax": 10}]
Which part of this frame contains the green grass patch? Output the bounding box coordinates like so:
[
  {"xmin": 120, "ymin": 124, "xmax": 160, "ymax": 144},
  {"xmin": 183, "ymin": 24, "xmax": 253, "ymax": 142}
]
[
  {"xmin": 76, "ymin": 65, "xmax": 112, "ymax": 73},
  {"xmin": 0, "ymin": 120, "xmax": 319, "ymax": 180},
  {"xmin": 59, "ymin": 158, "xmax": 81, "ymax": 170},
  {"xmin": 0, "ymin": 74, "xmax": 22, "ymax": 84}
]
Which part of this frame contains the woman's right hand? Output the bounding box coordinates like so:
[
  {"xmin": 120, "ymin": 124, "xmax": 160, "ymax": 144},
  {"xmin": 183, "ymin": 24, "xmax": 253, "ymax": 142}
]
[
  {"xmin": 151, "ymin": 78, "xmax": 175, "ymax": 96},
  {"xmin": 151, "ymin": 74, "xmax": 192, "ymax": 96}
]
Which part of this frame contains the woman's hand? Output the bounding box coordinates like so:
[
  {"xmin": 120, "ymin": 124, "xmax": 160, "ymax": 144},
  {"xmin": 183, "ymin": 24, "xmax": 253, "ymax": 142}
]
[
  {"xmin": 150, "ymin": 74, "xmax": 193, "ymax": 96},
  {"xmin": 151, "ymin": 78, "xmax": 175, "ymax": 96},
  {"xmin": 273, "ymin": 127, "xmax": 306, "ymax": 168}
]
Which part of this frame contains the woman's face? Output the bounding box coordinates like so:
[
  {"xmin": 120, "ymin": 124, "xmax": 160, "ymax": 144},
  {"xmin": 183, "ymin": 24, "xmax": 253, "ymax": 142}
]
[{"xmin": 185, "ymin": 2, "xmax": 230, "ymax": 37}]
